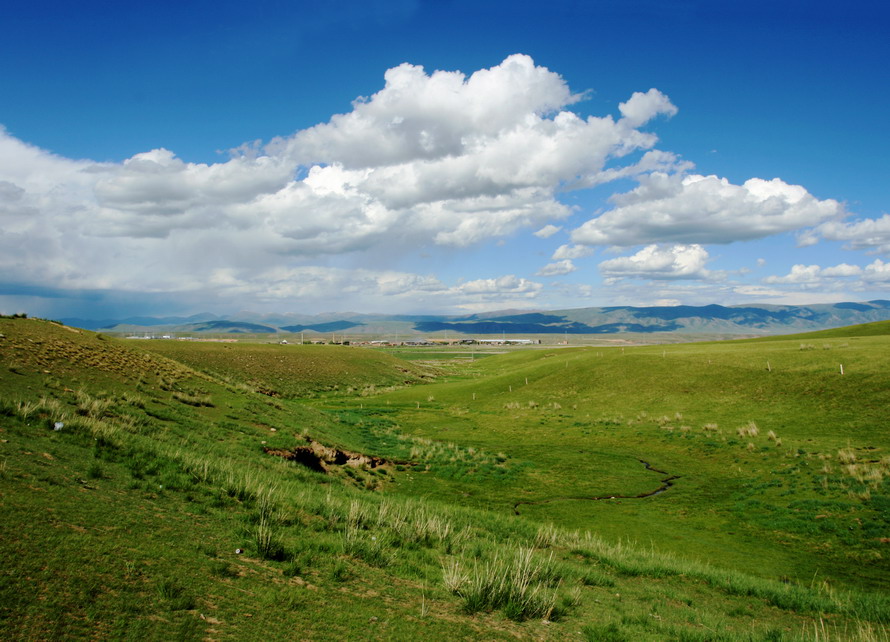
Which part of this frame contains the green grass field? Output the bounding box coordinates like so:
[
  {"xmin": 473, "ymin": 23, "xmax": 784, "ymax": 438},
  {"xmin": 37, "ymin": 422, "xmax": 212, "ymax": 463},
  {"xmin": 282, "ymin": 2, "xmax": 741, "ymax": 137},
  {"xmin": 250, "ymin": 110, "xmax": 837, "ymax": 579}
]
[
  {"xmin": 345, "ymin": 339, "xmax": 890, "ymax": 590},
  {"xmin": 136, "ymin": 339, "xmax": 436, "ymax": 398},
  {"xmin": 1, "ymin": 317, "xmax": 888, "ymax": 640}
]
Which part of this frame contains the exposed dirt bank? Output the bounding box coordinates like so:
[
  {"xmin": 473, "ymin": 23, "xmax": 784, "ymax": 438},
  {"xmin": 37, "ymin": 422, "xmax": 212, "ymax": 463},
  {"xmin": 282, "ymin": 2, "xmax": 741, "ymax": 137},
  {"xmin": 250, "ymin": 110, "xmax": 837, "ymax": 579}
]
[{"xmin": 264, "ymin": 436, "xmax": 395, "ymax": 473}]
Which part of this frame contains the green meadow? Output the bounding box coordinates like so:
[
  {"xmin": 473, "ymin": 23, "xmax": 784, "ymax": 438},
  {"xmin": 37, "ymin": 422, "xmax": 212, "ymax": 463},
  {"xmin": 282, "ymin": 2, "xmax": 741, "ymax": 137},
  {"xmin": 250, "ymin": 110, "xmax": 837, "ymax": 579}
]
[{"xmin": 1, "ymin": 317, "xmax": 888, "ymax": 640}]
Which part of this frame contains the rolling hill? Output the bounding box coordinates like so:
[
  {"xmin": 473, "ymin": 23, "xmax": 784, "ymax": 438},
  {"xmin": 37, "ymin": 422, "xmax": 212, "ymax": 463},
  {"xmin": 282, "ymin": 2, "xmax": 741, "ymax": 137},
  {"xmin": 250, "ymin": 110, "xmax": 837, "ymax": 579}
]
[{"xmin": 2, "ymin": 316, "xmax": 888, "ymax": 640}]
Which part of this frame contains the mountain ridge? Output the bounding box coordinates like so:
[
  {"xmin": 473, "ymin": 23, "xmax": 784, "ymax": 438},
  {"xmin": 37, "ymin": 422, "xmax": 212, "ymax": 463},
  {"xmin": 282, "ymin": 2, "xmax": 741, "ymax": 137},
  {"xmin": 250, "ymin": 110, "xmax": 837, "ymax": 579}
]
[{"xmin": 60, "ymin": 300, "xmax": 890, "ymax": 336}]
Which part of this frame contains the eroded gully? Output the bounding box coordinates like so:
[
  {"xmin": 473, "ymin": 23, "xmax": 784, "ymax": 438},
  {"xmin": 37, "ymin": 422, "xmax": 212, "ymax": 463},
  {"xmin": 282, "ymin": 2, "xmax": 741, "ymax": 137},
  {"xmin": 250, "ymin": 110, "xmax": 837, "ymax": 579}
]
[{"xmin": 512, "ymin": 459, "xmax": 680, "ymax": 515}]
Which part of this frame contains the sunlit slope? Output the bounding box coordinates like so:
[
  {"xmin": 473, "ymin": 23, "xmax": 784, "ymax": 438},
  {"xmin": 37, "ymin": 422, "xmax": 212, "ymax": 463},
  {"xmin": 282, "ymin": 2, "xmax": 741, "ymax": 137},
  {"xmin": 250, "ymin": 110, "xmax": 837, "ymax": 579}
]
[
  {"xmin": 361, "ymin": 335, "xmax": 890, "ymax": 590},
  {"xmin": 740, "ymin": 319, "xmax": 890, "ymax": 342},
  {"xmin": 138, "ymin": 339, "xmax": 435, "ymax": 398},
  {"xmin": 2, "ymin": 318, "xmax": 889, "ymax": 640},
  {"xmin": 0, "ymin": 319, "xmax": 465, "ymax": 638}
]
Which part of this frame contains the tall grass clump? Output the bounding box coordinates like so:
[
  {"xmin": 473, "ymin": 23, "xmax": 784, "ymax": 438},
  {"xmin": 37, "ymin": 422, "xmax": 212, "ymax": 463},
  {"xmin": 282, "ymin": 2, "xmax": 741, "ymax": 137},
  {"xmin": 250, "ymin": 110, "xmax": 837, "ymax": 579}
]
[
  {"xmin": 737, "ymin": 421, "xmax": 760, "ymax": 438},
  {"xmin": 155, "ymin": 577, "xmax": 196, "ymax": 611},
  {"xmin": 533, "ymin": 523, "xmax": 560, "ymax": 549},
  {"xmin": 808, "ymin": 618, "xmax": 890, "ymax": 642},
  {"xmin": 172, "ymin": 390, "xmax": 214, "ymax": 407},
  {"xmin": 254, "ymin": 484, "xmax": 287, "ymax": 561},
  {"xmin": 342, "ymin": 524, "xmax": 392, "ymax": 567},
  {"xmin": 75, "ymin": 389, "xmax": 112, "ymax": 419},
  {"xmin": 14, "ymin": 399, "xmax": 43, "ymax": 420},
  {"xmin": 118, "ymin": 391, "xmax": 146, "ymax": 408},
  {"xmin": 443, "ymin": 548, "xmax": 558, "ymax": 621}
]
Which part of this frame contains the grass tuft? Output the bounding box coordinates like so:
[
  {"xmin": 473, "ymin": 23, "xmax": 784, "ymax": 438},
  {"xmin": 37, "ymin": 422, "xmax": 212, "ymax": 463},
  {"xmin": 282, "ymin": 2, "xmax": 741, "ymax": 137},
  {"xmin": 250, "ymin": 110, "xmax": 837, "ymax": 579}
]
[{"xmin": 443, "ymin": 548, "xmax": 558, "ymax": 621}]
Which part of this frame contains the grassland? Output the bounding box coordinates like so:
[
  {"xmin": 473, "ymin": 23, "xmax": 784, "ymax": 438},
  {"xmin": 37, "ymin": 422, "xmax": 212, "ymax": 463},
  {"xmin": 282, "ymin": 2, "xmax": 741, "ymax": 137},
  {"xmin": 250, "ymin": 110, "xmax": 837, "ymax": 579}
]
[
  {"xmin": 1, "ymin": 317, "xmax": 888, "ymax": 640},
  {"xmin": 136, "ymin": 339, "xmax": 436, "ymax": 399},
  {"xmin": 345, "ymin": 337, "xmax": 890, "ymax": 592}
]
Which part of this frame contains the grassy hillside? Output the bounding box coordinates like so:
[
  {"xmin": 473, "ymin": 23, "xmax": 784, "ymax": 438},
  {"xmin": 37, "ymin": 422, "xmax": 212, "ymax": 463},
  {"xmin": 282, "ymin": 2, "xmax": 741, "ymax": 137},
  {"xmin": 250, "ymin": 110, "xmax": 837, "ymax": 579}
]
[
  {"xmin": 1, "ymin": 317, "xmax": 888, "ymax": 640},
  {"xmin": 136, "ymin": 339, "xmax": 435, "ymax": 398},
  {"xmin": 739, "ymin": 320, "xmax": 890, "ymax": 342},
  {"xmin": 352, "ymin": 337, "xmax": 890, "ymax": 591}
]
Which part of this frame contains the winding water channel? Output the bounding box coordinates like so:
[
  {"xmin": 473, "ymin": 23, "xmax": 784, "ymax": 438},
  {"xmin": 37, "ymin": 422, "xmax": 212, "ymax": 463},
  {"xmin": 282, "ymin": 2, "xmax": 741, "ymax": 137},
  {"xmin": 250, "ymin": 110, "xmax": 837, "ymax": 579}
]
[{"xmin": 512, "ymin": 459, "xmax": 679, "ymax": 515}]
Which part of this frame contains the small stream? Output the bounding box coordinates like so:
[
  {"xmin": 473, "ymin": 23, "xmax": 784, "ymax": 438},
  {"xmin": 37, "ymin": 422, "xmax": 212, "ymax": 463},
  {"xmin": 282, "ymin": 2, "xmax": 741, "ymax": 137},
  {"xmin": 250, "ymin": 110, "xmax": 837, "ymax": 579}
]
[{"xmin": 512, "ymin": 459, "xmax": 679, "ymax": 515}]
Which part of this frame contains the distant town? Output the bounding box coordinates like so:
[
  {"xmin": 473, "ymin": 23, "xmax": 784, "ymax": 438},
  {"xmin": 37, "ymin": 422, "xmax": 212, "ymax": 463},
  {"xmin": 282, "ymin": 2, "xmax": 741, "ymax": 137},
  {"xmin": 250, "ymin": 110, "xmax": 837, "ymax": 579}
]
[{"xmin": 125, "ymin": 334, "xmax": 543, "ymax": 347}]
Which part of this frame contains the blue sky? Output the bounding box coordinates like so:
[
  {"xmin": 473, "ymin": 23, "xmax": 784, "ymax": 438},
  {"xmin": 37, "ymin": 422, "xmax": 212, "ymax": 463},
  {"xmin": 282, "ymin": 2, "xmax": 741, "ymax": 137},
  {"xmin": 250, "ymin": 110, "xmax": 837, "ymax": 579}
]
[{"xmin": 1, "ymin": 0, "xmax": 889, "ymax": 319}]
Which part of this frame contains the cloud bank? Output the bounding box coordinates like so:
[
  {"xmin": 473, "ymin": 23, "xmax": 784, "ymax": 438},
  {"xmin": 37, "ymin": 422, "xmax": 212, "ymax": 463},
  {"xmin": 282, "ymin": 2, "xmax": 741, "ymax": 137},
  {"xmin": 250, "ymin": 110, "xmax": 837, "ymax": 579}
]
[
  {"xmin": 0, "ymin": 55, "xmax": 684, "ymax": 311},
  {"xmin": 0, "ymin": 53, "xmax": 885, "ymax": 315}
]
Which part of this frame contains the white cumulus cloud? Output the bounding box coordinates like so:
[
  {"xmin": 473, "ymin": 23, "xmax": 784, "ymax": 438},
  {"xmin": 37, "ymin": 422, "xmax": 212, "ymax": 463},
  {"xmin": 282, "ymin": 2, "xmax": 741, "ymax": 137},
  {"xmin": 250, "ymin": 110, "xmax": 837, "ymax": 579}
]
[
  {"xmin": 457, "ymin": 274, "xmax": 542, "ymax": 296},
  {"xmin": 536, "ymin": 260, "xmax": 576, "ymax": 277},
  {"xmin": 764, "ymin": 263, "xmax": 864, "ymax": 284},
  {"xmin": 618, "ymin": 88, "xmax": 679, "ymax": 128},
  {"xmin": 598, "ymin": 244, "xmax": 713, "ymax": 281},
  {"xmin": 863, "ymin": 259, "xmax": 890, "ymax": 282},
  {"xmin": 805, "ymin": 214, "xmax": 890, "ymax": 254},
  {"xmin": 571, "ymin": 172, "xmax": 845, "ymax": 247},
  {"xmin": 756, "ymin": 260, "xmax": 890, "ymax": 301},
  {"xmin": 763, "ymin": 264, "xmax": 822, "ymax": 284},
  {"xmin": 534, "ymin": 224, "xmax": 562, "ymax": 239},
  {"xmin": 822, "ymin": 263, "xmax": 864, "ymax": 277},
  {"xmin": 551, "ymin": 244, "xmax": 593, "ymax": 260}
]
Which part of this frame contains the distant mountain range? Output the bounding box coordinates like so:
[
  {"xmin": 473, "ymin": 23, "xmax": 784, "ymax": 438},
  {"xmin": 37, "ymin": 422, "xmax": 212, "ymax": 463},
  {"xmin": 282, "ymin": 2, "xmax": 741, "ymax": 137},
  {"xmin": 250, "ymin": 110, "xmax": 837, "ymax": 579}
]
[{"xmin": 58, "ymin": 300, "xmax": 890, "ymax": 337}]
